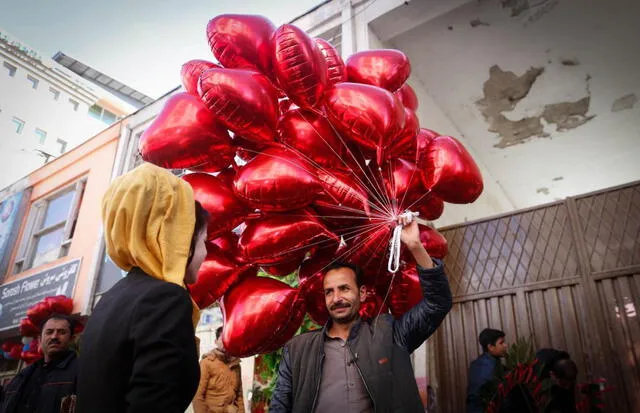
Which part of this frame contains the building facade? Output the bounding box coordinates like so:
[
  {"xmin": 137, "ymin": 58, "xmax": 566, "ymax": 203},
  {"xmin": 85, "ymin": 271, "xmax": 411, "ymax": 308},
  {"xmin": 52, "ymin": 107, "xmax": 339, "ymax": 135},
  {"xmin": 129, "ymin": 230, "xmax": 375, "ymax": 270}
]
[{"xmin": 0, "ymin": 28, "xmax": 152, "ymax": 190}]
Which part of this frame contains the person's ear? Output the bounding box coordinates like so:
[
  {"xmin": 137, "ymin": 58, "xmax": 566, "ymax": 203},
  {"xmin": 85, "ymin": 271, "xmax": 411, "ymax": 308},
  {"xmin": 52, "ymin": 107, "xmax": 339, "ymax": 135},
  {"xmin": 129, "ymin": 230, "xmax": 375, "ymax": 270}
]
[{"xmin": 359, "ymin": 285, "xmax": 367, "ymax": 301}]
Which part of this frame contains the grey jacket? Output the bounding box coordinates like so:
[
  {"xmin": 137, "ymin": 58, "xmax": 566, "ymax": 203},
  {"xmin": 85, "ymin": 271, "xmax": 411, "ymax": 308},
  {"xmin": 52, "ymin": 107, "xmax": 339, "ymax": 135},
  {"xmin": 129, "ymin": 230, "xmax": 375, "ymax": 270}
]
[{"xmin": 270, "ymin": 261, "xmax": 452, "ymax": 413}]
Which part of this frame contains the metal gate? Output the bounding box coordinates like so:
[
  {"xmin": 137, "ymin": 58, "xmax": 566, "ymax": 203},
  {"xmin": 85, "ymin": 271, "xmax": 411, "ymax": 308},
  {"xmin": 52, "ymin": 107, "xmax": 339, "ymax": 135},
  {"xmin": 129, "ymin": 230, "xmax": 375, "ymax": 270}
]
[{"xmin": 431, "ymin": 181, "xmax": 640, "ymax": 413}]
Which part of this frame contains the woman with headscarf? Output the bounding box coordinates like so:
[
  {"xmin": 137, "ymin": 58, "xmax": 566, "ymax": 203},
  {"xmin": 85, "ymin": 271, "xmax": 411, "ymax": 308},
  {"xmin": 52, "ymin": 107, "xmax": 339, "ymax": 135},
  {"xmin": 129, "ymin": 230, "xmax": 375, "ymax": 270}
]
[{"xmin": 77, "ymin": 163, "xmax": 209, "ymax": 413}]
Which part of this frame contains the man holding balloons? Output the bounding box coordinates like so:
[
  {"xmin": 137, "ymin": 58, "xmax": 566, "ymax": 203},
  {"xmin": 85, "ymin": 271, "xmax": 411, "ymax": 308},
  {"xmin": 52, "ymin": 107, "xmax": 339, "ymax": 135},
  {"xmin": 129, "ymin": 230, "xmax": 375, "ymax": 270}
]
[{"xmin": 270, "ymin": 215, "xmax": 452, "ymax": 413}]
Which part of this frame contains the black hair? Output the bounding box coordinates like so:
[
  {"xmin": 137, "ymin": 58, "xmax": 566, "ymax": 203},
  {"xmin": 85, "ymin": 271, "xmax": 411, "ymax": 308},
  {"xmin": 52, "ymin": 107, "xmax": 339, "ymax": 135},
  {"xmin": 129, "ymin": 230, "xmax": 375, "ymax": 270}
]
[
  {"xmin": 215, "ymin": 326, "xmax": 223, "ymax": 340},
  {"xmin": 324, "ymin": 261, "xmax": 364, "ymax": 287},
  {"xmin": 479, "ymin": 328, "xmax": 505, "ymax": 352},
  {"xmin": 40, "ymin": 313, "xmax": 76, "ymax": 335},
  {"xmin": 188, "ymin": 201, "xmax": 209, "ymax": 263},
  {"xmin": 536, "ymin": 348, "xmax": 573, "ymax": 379},
  {"xmin": 552, "ymin": 358, "xmax": 578, "ymax": 381}
]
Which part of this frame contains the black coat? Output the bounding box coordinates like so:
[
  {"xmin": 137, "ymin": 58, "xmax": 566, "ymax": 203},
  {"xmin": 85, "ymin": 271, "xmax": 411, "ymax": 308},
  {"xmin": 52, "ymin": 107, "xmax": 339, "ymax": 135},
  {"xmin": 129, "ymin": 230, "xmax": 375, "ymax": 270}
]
[
  {"xmin": 270, "ymin": 261, "xmax": 452, "ymax": 413},
  {"xmin": 0, "ymin": 350, "xmax": 77, "ymax": 413},
  {"xmin": 76, "ymin": 268, "xmax": 200, "ymax": 413}
]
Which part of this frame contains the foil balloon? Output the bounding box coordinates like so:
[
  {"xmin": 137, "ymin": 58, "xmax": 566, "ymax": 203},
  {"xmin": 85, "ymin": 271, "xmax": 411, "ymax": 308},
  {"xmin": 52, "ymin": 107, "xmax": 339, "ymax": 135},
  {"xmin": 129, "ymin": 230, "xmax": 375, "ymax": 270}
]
[
  {"xmin": 262, "ymin": 254, "xmax": 305, "ymax": 276},
  {"xmin": 183, "ymin": 173, "xmax": 249, "ymax": 240},
  {"xmin": 210, "ymin": 232, "xmax": 242, "ymax": 262},
  {"xmin": 139, "ymin": 92, "xmax": 235, "ymax": 171},
  {"xmin": 346, "ymin": 49, "xmax": 411, "ymax": 92},
  {"xmin": 387, "ymin": 108, "xmax": 420, "ymax": 161},
  {"xmin": 388, "ymin": 265, "xmax": 423, "ymax": 318},
  {"xmin": 346, "ymin": 225, "xmax": 392, "ymax": 278},
  {"xmin": 189, "ymin": 242, "xmax": 257, "ymax": 309},
  {"xmin": 324, "ymin": 82, "xmax": 405, "ymax": 165},
  {"xmin": 384, "ymin": 158, "xmax": 424, "ymax": 211},
  {"xmin": 213, "ymin": 166, "xmax": 236, "ymax": 189},
  {"xmin": 238, "ymin": 210, "xmax": 339, "ymax": 265},
  {"xmin": 198, "ymin": 68, "xmax": 279, "ymax": 144},
  {"xmin": 298, "ymin": 254, "xmax": 333, "ymax": 325},
  {"xmin": 206, "ymin": 14, "xmax": 275, "ymax": 76},
  {"xmin": 415, "ymin": 128, "xmax": 439, "ymax": 159},
  {"xmin": 418, "ymin": 135, "xmax": 483, "ymax": 204},
  {"xmin": 395, "ymin": 84, "xmax": 419, "ymax": 111},
  {"xmin": 233, "ymin": 148, "xmax": 323, "ymax": 211},
  {"xmin": 313, "ymin": 170, "xmax": 372, "ymax": 228},
  {"xmin": 8, "ymin": 343, "xmax": 22, "ymax": 360},
  {"xmin": 26, "ymin": 302, "xmax": 49, "ymax": 324},
  {"xmin": 181, "ymin": 60, "xmax": 219, "ymax": 96},
  {"xmin": 277, "ymin": 109, "xmax": 350, "ymax": 170},
  {"xmin": 415, "ymin": 194, "xmax": 445, "ymax": 221},
  {"xmin": 272, "ymin": 24, "xmax": 327, "ymax": 109},
  {"xmin": 19, "ymin": 317, "xmax": 40, "ymax": 337},
  {"xmin": 233, "ymin": 134, "xmax": 269, "ymax": 163},
  {"xmin": 220, "ymin": 275, "xmax": 306, "ymax": 357},
  {"xmin": 279, "ymin": 98, "xmax": 293, "ymax": 115},
  {"xmin": 43, "ymin": 295, "xmax": 73, "ymax": 315},
  {"xmin": 359, "ymin": 285, "xmax": 389, "ymax": 320},
  {"xmin": 314, "ymin": 38, "xmax": 346, "ymax": 86}
]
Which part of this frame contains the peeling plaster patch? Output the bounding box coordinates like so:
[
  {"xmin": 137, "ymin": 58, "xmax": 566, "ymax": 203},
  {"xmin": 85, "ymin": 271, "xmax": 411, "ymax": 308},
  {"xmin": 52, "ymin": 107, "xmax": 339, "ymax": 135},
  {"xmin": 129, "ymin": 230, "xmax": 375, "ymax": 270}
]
[
  {"xmin": 552, "ymin": 176, "xmax": 564, "ymax": 181},
  {"xmin": 537, "ymin": 187, "xmax": 550, "ymax": 195},
  {"xmin": 611, "ymin": 93, "xmax": 638, "ymax": 112},
  {"xmin": 561, "ymin": 58, "xmax": 580, "ymax": 66},
  {"xmin": 470, "ymin": 19, "xmax": 491, "ymax": 27},
  {"xmin": 542, "ymin": 97, "xmax": 595, "ymax": 131},
  {"xmin": 476, "ymin": 65, "xmax": 596, "ymax": 148}
]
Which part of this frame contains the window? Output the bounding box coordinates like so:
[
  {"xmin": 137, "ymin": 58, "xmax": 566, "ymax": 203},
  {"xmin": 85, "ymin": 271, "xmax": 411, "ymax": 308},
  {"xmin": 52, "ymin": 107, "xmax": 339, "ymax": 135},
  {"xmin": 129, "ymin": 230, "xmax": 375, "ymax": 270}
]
[
  {"xmin": 35, "ymin": 128, "xmax": 47, "ymax": 144},
  {"xmin": 88, "ymin": 104, "xmax": 117, "ymax": 125},
  {"xmin": 48, "ymin": 87, "xmax": 60, "ymax": 100},
  {"xmin": 13, "ymin": 181, "xmax": 85, "ymax": 273},
  {"xmin": 11, "ymin": 117, "xmax": 24, "ymax": 134},
  {"xmin": 26, "ymin": 75, "xmax": 39, "ymax": 89},
  {"xmin": 56, "ymin": 138, "xmax": 68, "ymax": 154},
  {"xmin": 68, "ymin": 98, "xmax": 79, "ymax": 111},
  {"xmin": 3, "ymin": 61, "xmax": 16, "ymax": 77}
]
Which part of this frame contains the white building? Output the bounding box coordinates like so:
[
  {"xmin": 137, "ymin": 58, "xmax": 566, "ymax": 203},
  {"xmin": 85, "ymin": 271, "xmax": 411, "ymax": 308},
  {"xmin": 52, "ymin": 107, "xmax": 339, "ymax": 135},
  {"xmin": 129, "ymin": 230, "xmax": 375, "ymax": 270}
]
[
  {"xmin": 292, "ymin": 0, "xmax": 640, "ymax": 227},
  {"xmin": 0, "ymin": 29, "xmax": 153, "ymax": 190}
]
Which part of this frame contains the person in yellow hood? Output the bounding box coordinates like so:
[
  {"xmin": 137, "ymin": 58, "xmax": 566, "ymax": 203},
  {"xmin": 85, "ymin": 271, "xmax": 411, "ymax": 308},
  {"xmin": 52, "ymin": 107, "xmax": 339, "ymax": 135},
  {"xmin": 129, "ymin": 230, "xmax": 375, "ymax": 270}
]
[{"xmin": 77, "ymin": 163, "xmax": 209, "ymax": 413}]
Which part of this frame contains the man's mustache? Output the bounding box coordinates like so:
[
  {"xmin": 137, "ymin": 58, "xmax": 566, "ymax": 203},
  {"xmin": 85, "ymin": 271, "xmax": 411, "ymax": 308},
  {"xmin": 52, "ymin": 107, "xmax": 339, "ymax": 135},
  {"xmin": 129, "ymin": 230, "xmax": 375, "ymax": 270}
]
[
  {"xmin": 331, "ymin": 302, "xmax": 351, "ymax": 311},
  {"xmin": 48, "ymin": 339, "xmax": 61, "ymax": 346}
]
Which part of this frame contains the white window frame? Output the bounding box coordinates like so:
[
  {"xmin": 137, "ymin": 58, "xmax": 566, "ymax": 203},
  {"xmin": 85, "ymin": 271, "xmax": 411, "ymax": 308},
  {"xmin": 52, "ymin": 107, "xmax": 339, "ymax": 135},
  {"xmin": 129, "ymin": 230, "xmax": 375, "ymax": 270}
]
[
  {"xmin": 48, "ymin": 87, "xmax": 60, "ymax": 100},
  {"xmin": 35, "ymin": 128, "xmax": 47, "ymax": 144},
  {"xmin": 11, "ymin": 117, "xmax": 25, "ymax": 134},
  {"xmin": 26, "ymin": 74, "xmax": 39, "ymax": 89},
  {"xmin": 3, "ymin": 61, "xmax": 16, "ymax": 77},
  {"xmin": 68, "ymin": 98, "xmax": 79, "ymax": 111},
  {"xmin": 56, "ymin": 138, "xmax": 68, "ymax": 154},
  {"xmin": 13, "ymin": 179, "xmax": 86, "ymax": 273}
]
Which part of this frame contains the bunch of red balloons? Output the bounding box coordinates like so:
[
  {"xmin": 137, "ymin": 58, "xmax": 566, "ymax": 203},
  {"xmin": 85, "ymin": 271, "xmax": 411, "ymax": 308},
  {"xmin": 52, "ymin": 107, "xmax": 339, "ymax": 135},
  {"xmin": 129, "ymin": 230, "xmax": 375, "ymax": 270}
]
[{"xmin": 139, "ymin": 14, "xmax": 483, "ymax": 357}]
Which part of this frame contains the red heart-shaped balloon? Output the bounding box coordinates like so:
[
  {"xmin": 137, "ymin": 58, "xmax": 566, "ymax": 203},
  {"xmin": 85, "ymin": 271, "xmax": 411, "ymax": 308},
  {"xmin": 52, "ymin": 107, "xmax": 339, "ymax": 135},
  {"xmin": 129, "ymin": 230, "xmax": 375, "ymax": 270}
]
[
  {"xmin": 384, "ymin": 158, "xmax": 425, "ymax": 211},
  {"xmin": 313, "ymin": 170, "xmax": 372, "ymax": 229},
  {"xmin": 298, "ymin": 253, "xmax": 334, "ymax": 326},
  {"xmin": 190, "ymin": 242, "xmax": 256, "ymax": 309},
  {"xmin": 415, "ymin": 193, "xmax": 445, "ymax": 221},
  {"xmin": 315, "ymin": 38, "xmax": 346, "ymax": 86},
  {"xmin": 43, "ymin": 295, "xmax": 73, "ymax": 315},
  {"xmin": 262, "ymin": 253, "xmax": 305, "ymax": 276},
  {"xmin": 233, "ymin": 148, "xmax": 322, "ymax": 211},
  {"xmin": 395, "ymin": 84, "xmax": 419, "ymax": 111},
  {"xmin": 182, "ymin": 173, "xmax": 249, "ymax": 240},
  {"xmin": 346, "ymin": 49, "xmax": 411, "ymax": 92},
  {"xmin": 198, "ymin": 68, "xmax": 279, "ymax": 144},
  {"xmin": 206, "ymin": 14, "xmax": 275, "ymax": 77},
  {"xmin": 181, "ymin": 60, "xmax": 220, "ymax": 96},
  {"xmin": 278, "ymin": 109, "xmax": 351, "ymax": 171},
  {"xmin": 210, "ymin": 232, "xmax": 243, "ymax": 262},
  {"xmin": 19, "ymin": 317, "xmax": 40, "ymax": 337},
  {"xmin": 221, "ymin": 275, "xmax": 306, "ymax": 357},
  {"xmin": 418, "ymin": 135, "xmax": 483, "ymax": 204},
  {"xmin": 272, "ymin": 24, "xmax": 327, "ymax": 109},
  {"xmin": 359, "ymin": 285, "xmax": 389, "ymax": 320},
  {"xmin": 344, "ymin": 224, "xmax": 392, "ymax": 278},
  {"xmin": 238, "ymin": 210, "xmax": 339, "ymax": 265},
  {"xmin": 387, "ymin": 108, "xmax": 420, "ymax": 161},
  {"xmin": 139, "ymin": 93, "xmax": 235, "ymax": 171},
  {"xmin": 388, "ymin": 265, "xmax": 423, "ymax": 318},
  {"xmin": 26, "ymin": 302, "xmax": 49, "ymax": 324},
  {"xmin": 324, "ymin": 82, "xmax": 405, "ymax": 165}
]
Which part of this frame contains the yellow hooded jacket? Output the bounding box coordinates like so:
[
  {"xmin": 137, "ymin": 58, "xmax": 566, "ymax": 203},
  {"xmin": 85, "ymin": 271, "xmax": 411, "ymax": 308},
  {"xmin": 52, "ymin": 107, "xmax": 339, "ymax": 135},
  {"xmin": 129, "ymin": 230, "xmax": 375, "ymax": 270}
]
[{"xmin": 101, "ymin": 162, "xmax": 200, "ymax": 327}]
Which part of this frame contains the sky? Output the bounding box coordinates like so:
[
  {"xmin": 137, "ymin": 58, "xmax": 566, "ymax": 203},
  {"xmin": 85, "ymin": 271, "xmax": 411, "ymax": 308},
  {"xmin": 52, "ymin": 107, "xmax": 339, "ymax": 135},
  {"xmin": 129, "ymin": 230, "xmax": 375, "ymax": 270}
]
[{"xmin": 0, "ymin": 0, "xmax": 322, "ymax": 98}]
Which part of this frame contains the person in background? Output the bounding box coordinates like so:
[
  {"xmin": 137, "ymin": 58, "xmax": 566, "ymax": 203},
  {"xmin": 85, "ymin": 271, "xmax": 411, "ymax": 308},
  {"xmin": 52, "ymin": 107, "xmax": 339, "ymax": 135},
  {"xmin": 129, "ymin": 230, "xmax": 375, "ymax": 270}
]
[
  {"xmin": 536, "ymin": 349, "xmax": 578, "ymax": 413},
  {"xmin": 76, "ymin": 163, "xmax": 209, "ymax": 413},
  {"xmin": 193, "ymin": 326, "xmax": 244, "ymax": 413},
  {"xmin": 270, "ymin": 216, "xmax": 452, "ymax": 413},
  {"xmin": 0, "ymin": 314, "xmax": 78, "ymax": 413},
  {"xmin": 467, "ymin": 328, "xmax": 508, "ymax": 413}
]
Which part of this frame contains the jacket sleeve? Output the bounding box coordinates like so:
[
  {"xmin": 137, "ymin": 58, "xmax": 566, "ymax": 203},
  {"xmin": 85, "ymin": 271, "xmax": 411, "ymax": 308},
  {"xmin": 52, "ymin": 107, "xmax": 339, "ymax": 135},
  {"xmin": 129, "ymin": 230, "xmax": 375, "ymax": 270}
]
[
  {"xmin": 393, "ymin": 260, "xmax": 453, "ymax": 353},
  {"xmin": 192, "ymin": 359, "xmax": 210, "ymax": 413},
  {"xmin": 127, "ymin": 283, "xmax": 199, "ymax": 413},
  {"xmin": 466, "ymin": 357, "xmax": 495, "ymax": 413},
  {"xmin": 269, "ymin": 345, "xmax": 293, "ymax": 413}
]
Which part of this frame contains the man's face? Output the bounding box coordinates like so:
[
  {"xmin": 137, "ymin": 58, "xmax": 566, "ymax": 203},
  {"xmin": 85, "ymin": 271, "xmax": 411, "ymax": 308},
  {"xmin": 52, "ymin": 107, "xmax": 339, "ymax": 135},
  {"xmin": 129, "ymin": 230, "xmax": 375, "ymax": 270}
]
[
  {"xmin": 323, "ymin": 267, "xmax": 365, "ymax": 324},
  {"xmin": 41, "ymin": 318, "xmax": 72, "ymax": 358},
  {"xmin": 488, "ymin": 337, "xmax": 508, "ymax": 357}
]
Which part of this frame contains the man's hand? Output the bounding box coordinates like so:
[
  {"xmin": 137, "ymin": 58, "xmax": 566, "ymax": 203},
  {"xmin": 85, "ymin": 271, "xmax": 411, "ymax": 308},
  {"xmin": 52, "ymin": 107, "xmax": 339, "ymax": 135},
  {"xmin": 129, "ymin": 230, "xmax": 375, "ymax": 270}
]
[{"xmin": 397, "ymin": 215, "xmax": 434, "ymax": 269}]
